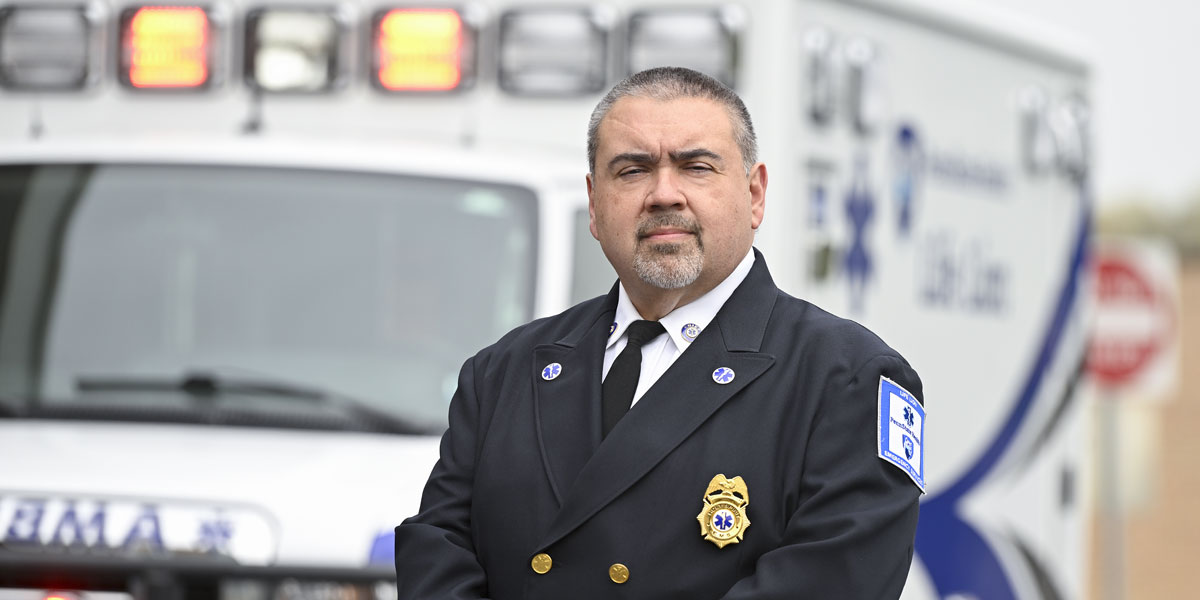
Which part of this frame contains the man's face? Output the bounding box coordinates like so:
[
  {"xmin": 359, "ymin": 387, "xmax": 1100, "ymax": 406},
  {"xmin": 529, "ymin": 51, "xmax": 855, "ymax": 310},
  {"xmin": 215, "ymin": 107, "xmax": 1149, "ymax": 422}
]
[{"xmin": 587, "ymin": 96, "xmax": 766, "ymax": 297}]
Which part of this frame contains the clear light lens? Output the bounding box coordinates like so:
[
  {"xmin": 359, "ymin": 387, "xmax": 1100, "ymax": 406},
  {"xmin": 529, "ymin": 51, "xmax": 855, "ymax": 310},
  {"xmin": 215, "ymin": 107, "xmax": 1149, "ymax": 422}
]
[
  {"xmin": 498, "ymin": 8, "xmax": 609, "ymax": 96},
  {"xmin": 120, "ymin": 5, "xmax": 211, "ymax": 89},
  {"xmin": 844, "ymin": 37, "xmax": 880, "ymax": 135},
  {"xmin": 1019, "ymin": 86, "xmax": 1056, "ymax": 174},
  {"xmin": 1050, "ymin": 95, "xmax": 1090, "ymax": 182},
  {"xmin": 0, "ymin": 5, "xmax": 91, "ymax": 90},
  {"xmin": 246, "ymin": 9, "xmax": 340, "ymax": 92},
  {"xmin": 804, "ymin": 27, "xmax": 835, "ymax": 126},
  {"xmin": 627, "ymin": 7, "xmax": 741, "ymax": 88},
  {"xmin": 372, "ymin": 7, "xmax": 471, "ymax": 92},
  {"xmin": 374, "ymin": 580, "xmax": 399, "ymax": 600}
]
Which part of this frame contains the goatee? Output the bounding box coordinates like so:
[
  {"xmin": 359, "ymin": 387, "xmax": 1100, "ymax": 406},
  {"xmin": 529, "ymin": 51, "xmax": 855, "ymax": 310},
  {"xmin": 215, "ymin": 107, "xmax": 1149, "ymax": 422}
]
[{"xmin": 633, "ymin": 215, "xmax": 703, "ymax": 289}]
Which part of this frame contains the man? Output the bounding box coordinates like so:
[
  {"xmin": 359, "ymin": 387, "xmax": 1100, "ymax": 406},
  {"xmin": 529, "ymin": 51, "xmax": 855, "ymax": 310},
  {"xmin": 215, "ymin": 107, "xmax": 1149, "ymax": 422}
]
[{"xmin": 395, "ymin": 67, "xmax": 925, "ymax": 599}]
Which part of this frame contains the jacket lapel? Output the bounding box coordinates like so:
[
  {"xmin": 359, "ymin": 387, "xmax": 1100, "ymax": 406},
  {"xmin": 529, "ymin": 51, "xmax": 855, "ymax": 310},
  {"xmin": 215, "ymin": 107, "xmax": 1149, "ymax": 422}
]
[
  {"xmin": 537, "ymin": 250, "xmax": 780, "ymax": 549},
  {"xmin": 531, "ymin": 285, "xmax": 618, "ymax": 505}
]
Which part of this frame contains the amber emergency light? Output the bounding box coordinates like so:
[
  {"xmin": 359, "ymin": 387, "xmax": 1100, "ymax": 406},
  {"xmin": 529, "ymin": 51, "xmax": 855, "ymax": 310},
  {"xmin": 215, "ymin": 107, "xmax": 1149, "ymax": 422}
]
[
  {"xmin": 373, "ymin": 8, "xmax": 466, "ymax": 91},
  {"xmin": 120, "ymin": 5, "xmax": 210, "ymax": 89}
]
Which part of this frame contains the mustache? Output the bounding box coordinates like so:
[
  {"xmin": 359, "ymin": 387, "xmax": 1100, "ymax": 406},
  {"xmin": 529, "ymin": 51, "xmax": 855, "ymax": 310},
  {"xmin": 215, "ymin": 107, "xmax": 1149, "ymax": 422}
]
[{"xmin": 636, "ymin": 214, "xmax": 701, "ymax": 240}]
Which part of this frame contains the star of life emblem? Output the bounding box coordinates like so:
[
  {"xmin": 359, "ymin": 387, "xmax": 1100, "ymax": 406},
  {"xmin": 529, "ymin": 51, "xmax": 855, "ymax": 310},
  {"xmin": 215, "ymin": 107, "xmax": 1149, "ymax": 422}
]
[{"xmin": 696, "ymin": 474, "xmax": 750, "ymax": 549}]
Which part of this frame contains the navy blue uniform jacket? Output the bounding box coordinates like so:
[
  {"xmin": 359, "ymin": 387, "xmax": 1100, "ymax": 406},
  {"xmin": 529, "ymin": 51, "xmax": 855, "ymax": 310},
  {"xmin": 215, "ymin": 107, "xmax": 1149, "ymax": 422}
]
[{"xmin": 395, "ymin": 251, "xmax": 924, "ymax": 599}]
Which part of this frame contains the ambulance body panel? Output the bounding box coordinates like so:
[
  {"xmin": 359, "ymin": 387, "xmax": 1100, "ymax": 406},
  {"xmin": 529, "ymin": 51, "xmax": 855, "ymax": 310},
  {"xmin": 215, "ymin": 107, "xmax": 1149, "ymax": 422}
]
[{"xmin": 0, "ymin": 1, "xmax": 1091, "ymax": 598}]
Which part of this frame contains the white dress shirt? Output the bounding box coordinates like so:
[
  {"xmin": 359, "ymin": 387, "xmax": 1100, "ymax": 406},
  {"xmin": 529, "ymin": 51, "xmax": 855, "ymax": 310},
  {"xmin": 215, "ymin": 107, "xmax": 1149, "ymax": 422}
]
[{"xmin": 603, "ymin": 248, "xmax": 756, "ymax": 406}]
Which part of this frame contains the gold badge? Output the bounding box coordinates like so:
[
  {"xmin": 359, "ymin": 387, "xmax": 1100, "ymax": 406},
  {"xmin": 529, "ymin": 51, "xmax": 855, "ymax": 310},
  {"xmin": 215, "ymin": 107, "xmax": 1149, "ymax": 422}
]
[{"xmin": 696, "ymin": 474, "xmax": 750, "ymax": 548}]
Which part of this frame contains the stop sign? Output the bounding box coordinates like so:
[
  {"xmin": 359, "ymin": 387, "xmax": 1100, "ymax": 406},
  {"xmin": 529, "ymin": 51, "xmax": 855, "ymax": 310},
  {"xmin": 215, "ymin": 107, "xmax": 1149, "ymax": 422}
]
[{"xmin": 1087, "ymin": 240, "xmax": 1179, "ymax": 392}]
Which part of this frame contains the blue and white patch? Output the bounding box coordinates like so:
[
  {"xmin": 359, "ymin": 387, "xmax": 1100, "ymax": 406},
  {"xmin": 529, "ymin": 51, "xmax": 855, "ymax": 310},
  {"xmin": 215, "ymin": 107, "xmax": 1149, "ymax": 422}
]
[{"xmin": 877, "ymin": 376, "xmax": 925, "ymax": 492}]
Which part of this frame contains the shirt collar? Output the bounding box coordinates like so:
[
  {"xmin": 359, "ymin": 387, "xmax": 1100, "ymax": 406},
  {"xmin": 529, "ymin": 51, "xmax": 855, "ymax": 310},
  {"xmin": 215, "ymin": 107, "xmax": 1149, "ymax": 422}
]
[{"xmin": 608, "ymin": 248, "xmax": 756, "ymax": 352}]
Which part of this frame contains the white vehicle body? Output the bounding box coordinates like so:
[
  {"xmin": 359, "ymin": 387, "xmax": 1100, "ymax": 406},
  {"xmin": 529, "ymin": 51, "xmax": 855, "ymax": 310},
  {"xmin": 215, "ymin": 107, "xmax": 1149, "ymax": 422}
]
[{"xmin": 0, "ymin": 0, "xmax": 1091, "ymax": 599}]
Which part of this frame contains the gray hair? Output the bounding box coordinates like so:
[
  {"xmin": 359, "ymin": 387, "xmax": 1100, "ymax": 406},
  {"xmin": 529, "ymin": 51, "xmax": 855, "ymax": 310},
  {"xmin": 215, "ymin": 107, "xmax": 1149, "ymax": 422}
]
[{"xmin": 587, "ymin": 66, "xmax": 758, "ymax": 175}]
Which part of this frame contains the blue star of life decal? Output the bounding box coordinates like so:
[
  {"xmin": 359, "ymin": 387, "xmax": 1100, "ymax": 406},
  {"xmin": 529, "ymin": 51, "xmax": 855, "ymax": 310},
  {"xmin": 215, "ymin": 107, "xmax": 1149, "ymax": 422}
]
[
  {"xmin": 712, "ymin": 367, "xmax": 735, "ymax": 385},
  {"xmin": 195, "ymin": 515, "xmax": 234, "ymax": 555},
  {"xmin": 877, "ymin": 376, "xmax": 925, "ymax": 492},
  {"xmin": 844, "ymin": 156, "xmax": 875, "ymax": 314}
]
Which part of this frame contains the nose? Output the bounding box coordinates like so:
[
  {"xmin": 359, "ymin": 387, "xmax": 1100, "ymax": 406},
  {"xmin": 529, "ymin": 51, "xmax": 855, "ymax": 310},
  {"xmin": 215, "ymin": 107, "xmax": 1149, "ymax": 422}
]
[{"xmin": 645, "ymin": 168, "xmax": 687, "ymax": 211}]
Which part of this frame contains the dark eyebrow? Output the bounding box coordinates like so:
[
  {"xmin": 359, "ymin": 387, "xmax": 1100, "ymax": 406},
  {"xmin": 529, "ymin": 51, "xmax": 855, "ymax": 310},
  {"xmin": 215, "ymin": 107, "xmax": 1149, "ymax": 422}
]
[
  {"xmin": 607, "ymin": 152, "xmax": 657, "ymax": 171},
  {"xmin": 606, "ymin": 148, "xmax": 724, "ymax": 172},
  {"xmin": 670, "ymin": 148, "xmax": 724, "ymax": 165}
]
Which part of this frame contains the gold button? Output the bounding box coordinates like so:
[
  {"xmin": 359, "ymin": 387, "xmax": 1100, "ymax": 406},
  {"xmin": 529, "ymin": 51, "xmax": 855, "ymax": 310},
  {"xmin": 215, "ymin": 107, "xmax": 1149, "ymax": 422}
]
[
  {"xmin": 609, "ymin": 563, "xmax": 630, "ymax": 584},
  {"xmin": 531, "ymin": 553, "xmax": 552, "ymax": 574}
]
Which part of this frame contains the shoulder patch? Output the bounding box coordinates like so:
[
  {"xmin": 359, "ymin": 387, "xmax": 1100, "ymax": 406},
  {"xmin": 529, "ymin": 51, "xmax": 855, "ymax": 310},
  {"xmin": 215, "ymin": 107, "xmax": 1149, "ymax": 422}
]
[{"xmin": 877, "ymin": 376, "xmax": 925, "ymax": 493}]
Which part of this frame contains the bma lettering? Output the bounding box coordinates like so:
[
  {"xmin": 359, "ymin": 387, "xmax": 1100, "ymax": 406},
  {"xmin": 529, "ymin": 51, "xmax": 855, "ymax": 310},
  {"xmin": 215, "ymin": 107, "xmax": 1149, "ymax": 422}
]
[
  {"xmin": 122, "ymin": 505, "xmax": 165, "ymax": 552},
  {"xmin": 4, "ymin": 498, "xmax": 46, "ymax": 543},
  {"xmin": 50, "ymin": 501, "xmax": 107, "ymax": 548}
]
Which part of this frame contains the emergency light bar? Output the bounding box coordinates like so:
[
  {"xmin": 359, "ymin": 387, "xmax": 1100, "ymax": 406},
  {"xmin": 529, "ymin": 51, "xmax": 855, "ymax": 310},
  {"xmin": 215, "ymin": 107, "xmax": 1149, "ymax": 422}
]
[
  {"xmin": 0, "ymin": 4, "xmax": 95, "ymax": 90},
  {"xmin": 371, "ymin": 7, "xmax": 474, "ymax": 92},
  {"xmin": 0, "ymin": 4, "xmax": 750, "ymax": 95},
  {"xmin": 498, "ymin": 7, "xmax": 611, "ymax": 96},
  {"xmin": 627, "ymin": 7, "xmax": 742, "ymax": 89},
  {"xmin": 118, "ymin": 5, "xmax": 212, "ymax": 90},
  {"xmin": 245, "ymin": 7, "xmax": 344, "ymax": 93}
]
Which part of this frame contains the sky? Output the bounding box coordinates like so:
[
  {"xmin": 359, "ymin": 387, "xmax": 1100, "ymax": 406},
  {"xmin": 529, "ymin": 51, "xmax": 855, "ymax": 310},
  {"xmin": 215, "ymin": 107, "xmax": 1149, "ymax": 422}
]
[{"xmin": 981, "ymin": 0, "xmax": 1200, "ymax": 210}]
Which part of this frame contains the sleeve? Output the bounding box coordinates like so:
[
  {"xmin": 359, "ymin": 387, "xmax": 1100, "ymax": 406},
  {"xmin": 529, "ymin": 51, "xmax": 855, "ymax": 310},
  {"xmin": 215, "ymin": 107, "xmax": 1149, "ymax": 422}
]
[
  {"xmin": 394, "ymin": 355, "xmax": 492, "ymax": 600},
  {"xmin": 719, "ymin": 353, "xmax": 924, "ymax": 600}
]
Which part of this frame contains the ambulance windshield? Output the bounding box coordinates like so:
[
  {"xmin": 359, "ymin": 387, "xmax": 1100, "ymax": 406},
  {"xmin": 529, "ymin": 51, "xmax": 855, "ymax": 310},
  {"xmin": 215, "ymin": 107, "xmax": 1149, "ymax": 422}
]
[{"xmin": 0, "ymin": 163, "xmax": 537, "ymax": 431}]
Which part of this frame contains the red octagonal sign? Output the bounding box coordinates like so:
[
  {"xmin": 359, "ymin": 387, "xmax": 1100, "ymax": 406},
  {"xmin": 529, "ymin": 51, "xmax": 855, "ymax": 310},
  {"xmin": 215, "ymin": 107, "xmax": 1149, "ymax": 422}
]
[{"xmin": 1087, "ymin": 251, "xmax": 1175, "ymax": 388}]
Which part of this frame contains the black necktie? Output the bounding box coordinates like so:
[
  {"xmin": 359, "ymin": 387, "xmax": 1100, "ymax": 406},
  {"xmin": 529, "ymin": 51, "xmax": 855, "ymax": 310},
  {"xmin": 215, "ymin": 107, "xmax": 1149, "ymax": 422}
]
[{"xmin": 602, "ymin": 320, "xmax": 666, "ymax": 438}]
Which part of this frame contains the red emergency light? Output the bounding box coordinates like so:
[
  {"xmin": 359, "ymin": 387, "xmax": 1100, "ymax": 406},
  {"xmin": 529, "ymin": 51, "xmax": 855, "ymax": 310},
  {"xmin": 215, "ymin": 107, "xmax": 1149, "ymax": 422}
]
[
  {"xmin": 373, "ymin": 8, "xmax": 469, "ymax": 91},
  {"xmin": 119, "ymin": 5, "xmax": 210, "ymax": 89}
]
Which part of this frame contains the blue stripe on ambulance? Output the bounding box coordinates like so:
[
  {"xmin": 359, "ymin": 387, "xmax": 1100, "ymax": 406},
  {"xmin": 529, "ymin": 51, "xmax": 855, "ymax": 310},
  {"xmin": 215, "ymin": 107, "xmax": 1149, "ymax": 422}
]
[{"xmin": 915, "ymin": 192, "xmax": 1091, "ymax": 599}]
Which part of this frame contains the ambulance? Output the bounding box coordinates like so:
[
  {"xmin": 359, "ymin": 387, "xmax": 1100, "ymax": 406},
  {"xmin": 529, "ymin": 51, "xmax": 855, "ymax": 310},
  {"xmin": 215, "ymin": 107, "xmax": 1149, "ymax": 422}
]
[{"xmin": 0, "ymin": 0, "xmax": 1092, "ymax": 598}]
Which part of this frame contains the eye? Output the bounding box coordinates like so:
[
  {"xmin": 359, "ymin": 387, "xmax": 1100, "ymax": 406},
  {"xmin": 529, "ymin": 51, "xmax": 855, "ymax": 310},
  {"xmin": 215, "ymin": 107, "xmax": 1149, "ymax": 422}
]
[
  {"xmin": 685, "ymin": 163, "xmax": 715, "ymax": 173},
  {"xmin": 618, "ymin": 166, "xmax": 648, "ymax": 178}
]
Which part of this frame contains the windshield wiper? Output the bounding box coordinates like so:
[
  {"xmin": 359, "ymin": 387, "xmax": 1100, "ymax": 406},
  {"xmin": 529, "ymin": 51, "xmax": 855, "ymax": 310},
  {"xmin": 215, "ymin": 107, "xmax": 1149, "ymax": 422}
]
[
  {"xmin": 79, "ymin": 373, "xmax": 328, "ymax": 401},
  {"xmin": 74, "ymin": 372, "xmax": 432, "ymax": 435}
]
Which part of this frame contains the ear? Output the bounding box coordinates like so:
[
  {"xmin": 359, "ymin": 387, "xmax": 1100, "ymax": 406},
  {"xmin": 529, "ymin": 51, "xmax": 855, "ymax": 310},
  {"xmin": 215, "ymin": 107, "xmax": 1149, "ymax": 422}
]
[
  {"xmin": 586, "ymin": 173, "xmax": 600, "ymax": 240},
  {"xmin": 748, "ymin": 162, "xmax": 767, "ymax": 229}
]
